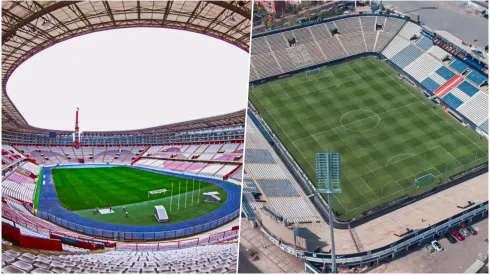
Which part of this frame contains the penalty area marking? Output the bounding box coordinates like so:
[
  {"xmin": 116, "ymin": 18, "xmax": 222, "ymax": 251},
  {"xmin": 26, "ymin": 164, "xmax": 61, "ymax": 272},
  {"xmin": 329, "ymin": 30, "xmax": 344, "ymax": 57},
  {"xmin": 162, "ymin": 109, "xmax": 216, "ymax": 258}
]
[
  {"xmin": 340, "ymin": 109, "xmax": 381, "ymax": 132},
  {"xmin": 385, "ymin": 153, "xmax": 416, "ymax": 166}
]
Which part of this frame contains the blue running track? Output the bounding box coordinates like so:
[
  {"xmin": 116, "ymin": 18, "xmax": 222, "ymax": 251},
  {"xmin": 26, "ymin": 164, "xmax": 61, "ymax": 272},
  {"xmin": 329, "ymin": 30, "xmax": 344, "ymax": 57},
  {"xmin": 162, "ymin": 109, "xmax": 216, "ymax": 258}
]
[{"xmin": 37, "ymin": 165, "xmax": 241, "ymax": 240}]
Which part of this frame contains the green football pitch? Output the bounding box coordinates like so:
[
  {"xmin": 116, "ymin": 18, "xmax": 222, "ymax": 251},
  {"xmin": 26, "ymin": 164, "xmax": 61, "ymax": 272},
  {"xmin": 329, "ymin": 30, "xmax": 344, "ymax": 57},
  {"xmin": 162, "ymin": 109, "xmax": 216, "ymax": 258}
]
[
  {"xmin": 52, "ymin": 167, "xmax": 229, "ymax": 226},
  {"xmin": 249, "ymin": 57, "xmax": 488, "ymax": 221}
]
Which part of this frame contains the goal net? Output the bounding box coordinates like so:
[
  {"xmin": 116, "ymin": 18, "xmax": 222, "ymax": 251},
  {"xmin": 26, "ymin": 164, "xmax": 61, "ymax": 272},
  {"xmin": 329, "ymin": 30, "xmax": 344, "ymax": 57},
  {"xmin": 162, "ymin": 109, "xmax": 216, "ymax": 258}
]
[
  {"xmin": 415, "ymin": 173, "xmax": 435, "ymax": 187},
  {"xmin": 305, "ymin": 67, "xmax": 320, "ymax": 77},
  {"xmin": 148, "ymin": 188, "xmax": 167, "ymax": 199}
]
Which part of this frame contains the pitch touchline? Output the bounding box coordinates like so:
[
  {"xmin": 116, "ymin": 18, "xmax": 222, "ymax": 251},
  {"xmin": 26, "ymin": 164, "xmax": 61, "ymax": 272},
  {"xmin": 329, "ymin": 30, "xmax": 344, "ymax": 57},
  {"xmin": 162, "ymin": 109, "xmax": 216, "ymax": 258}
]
[{"xmin": 292, "ymin": 101, "xmax": 419, "ymax": 144}]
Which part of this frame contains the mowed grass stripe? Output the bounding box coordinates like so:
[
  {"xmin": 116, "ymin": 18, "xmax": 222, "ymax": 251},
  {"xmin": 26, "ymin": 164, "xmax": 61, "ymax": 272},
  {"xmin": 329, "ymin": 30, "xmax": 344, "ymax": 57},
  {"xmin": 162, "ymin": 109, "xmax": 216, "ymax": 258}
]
[{"xmin": 249, "ymin": 57, "xmax": 488, "ymax": 220}]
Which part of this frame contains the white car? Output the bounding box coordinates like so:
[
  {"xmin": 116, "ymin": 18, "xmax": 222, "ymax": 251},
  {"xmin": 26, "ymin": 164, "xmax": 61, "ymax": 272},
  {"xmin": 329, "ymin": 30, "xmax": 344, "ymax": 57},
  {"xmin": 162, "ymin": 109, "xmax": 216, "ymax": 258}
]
[
  {"xmin": 459, "ymin": 228, "xmax": 470, "ymax": 237},
  {"xmin": 425, "ymin": 244, "xmax": 435, "ymax": 253},
  {"xmin": 431, "ymin": 240, "xmax": 444, "ymax": 252}
]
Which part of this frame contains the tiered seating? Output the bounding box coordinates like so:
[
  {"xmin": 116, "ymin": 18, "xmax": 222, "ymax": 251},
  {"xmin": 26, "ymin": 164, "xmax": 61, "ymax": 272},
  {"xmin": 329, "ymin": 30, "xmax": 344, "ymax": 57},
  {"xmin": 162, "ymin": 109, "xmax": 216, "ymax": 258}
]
[
  {"xmin": 267, "ymin": 198, "xmax": 319, "ymax": 223},
  {"xmin": 435, "ymin": 66, "xmax": 456, "ymax": 80},
  {"xmin": 198, "ymin": 164, "xmax": 224, "ymax": 177},
  {"xmin": 250, "ymin": 36, "xmax": 271, "ymax": 55},
  {"xmin": 1, "ymin": 244, "xmax": 237, "ymax": 273},
  {"xmin": 49, "ymin": 147, "xmax": 70, "ymax": 163},
  {"xmin": 92, "ymin": 147, "xmax": 106, "ymax": 163},
  {"xmin": 421, "ymin": 77, "xmax": 441, "ymax": 93},
  {"xmin": 382, "ymin": 35, "xmax": 410, "ymax": 58},
  {"xmin": 450, "ymin": 58, "xmax": 470, "ymax": 73},
  {"xmin": 397, "ymin": 21, "xmax": 422, "ymax": 40},
  {"xmin": 246, "ymin": 164, "xmax": 285, "ymax": 179},
  {"xmin": 360, "ymin": 16, "xmax": 376, "ymax": 32},
  {"xmin": 404, "ymin": 54, "xmax": 440, "ymax": 82},
  {"xmin": 428, "ymin": 45, "xmax": 449, "ymax": 61},
  {"xmin": 2, "ymin": 172, "xmax": 37, "ymax": 203},
  {"xmin": 229, "ymin": 167, "xmax": 242, "ymax": 182},
  {"xmin": 457, "ymin": 92, "xmax": 488, "ymax": 126},
  {"xmin": 364, "ymin": 32, "xmax": 377, "ymax": 52},
  {"xmin": 442, "ymin": 93, "xmax": 464, "ymax": 109},
  {"xmin": 479, "ymin": 120, "xmax": 488, "ymax": 134},
  {"xmin": 390, "ymin": 44, "xmax": 424, "ymax": 68},
  {"xmin": 317, "ymin": 37, "xmax": 347, "ymax": 61},
  {"xmin": 20, "ymin": 162, "xmax": 41, "ymax": 176},
  {"xmin": 339, "ymin": 33, "xmax": 367, "ymax": 55},
  {"xmin": 383, "ymin": 17, "xmax": 406, "ymax": 33},
  {"xmin": 415, "ymin": 35, "xmax": 433, "ymax": 51},
  {"xmin": 448, "ymin": 87, "xmax": 471, "ymax": 102},
  {"xmin": 214, "ymin": 165, "xmax": 239, "ymax": 178},
  {"xmin": 374, "ymin": 31, "xmax": 395, "ymax": 52},
  {"xmin": 308, "ymin": 23, "xmax": 331, "ymax": 40},
  {"xmin": 255, "ymin": 179, "xmax": 299, "ymax": 197},
  {"xmin": 250, "ymin": 53, "xmax": 283, "ymax": 80},
  {"xmin": 265, "ymin": 32, "xmax": 289, "ymax": 51},
  {"xmin": 292, "ymin": 27, "xmax": 315, "ymax": 44},
  {"xmin": 335, "ymin": 17, "xmax": 362, "ymax": 34},
  {"xmin": 466, "ymin": 70, "xmax": 487, "ymax": 86},
  {"xmin": 457, "ymin": 80, "xmax": 480, "ymax": 97},
  {"xmin": 2, "ymin": 145, "xmax": 23, "ymax": 166}
]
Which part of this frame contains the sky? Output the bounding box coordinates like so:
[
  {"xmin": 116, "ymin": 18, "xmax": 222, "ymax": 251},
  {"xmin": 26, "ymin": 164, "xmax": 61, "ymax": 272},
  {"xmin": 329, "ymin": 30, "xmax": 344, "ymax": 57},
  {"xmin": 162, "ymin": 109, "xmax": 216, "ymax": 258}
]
[{"xmin": 7, "ymin": 28, "xmax": 250, "ymax": 132}]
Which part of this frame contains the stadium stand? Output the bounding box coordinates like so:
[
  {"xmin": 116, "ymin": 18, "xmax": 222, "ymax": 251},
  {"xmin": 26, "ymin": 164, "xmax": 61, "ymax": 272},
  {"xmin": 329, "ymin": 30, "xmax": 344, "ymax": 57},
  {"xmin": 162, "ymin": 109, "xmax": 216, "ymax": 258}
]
[
  {"xmin": 255, "ymin": 179, "xmax": 300, "ymax": 197},
  {"xmin": 479, "ymin": 120, "xmax": 488, "ymax": 134},
  {"xmin": 397, "ymin": 21, "xmax": 422, "ymax": 40},
  {"xmin": 457, "ymin": 92, "xmax": 489, "ymax": 126},
  {"xmin": 404, "ymin": 54, "xmax": 441, "ymax": 82},
  {"xmin": 1, "ymin": 243, "xmax": 237, "ymax": 273},
  {"xmin": 457, "ymin": 80, "xmax": 480, "ymax": 97},
  {"xmin": 449, "ymin": 87, "xmax": 472, "ymax": 102},
  {"xmin": 428, "ymin": 45, "xmax": 449, "ymax": 61},
  {"xmin": 415, "ymin": 35, "xmax": 433, "ymax": 51},
  {"xmin": 450, "ymin": 58, "xmax": 470, "ymax": 73},
  {"xmin": 390, "ymin": 44, "xmax": 424, "ymax": 68},
  {"xmin": 381, "ymin": 35, "xmax": 410, "ymax": 58},
  {"xmin": 442, "ymin": 93, "xmax": 465, "ymax": 109},
  {"xmin": 335, "ymin": 17, "xmax": 362, "ymax": 34},
  {"xmin": 435, "ymin": 66, "xmax": 456, "ymax": 80},
  {"xmin": 466, "ymin": 70, "xmax": 488, "ymax": 86},
  {"xmin": 421, "ymin": 77, "xmax": 442, "ymax": 93}
]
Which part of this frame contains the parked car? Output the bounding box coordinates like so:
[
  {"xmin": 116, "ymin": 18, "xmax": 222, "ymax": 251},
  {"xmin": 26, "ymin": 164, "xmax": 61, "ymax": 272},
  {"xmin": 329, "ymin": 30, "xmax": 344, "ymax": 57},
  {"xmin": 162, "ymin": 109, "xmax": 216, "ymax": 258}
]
[
  {"xmin": 431, "ymin": 240, "xmax": 444, "ymax": 252},
  {"xmin": 425, "ymin": 244, "xmax": 435, "ymax": 253},
  {"xmin": 451, "ymin": 230, "xmax": 465, "ymax": 241},
  {"xmin": 467, "ymin": 226, "xmax": 478, "ymax": 235},
  {"xmin": 459, "ymin": 228, "xmax": 470, "ymax": 237},
  {"xmin": 444, "ymin": 233, "xmax": 457, "ymax": 244}
]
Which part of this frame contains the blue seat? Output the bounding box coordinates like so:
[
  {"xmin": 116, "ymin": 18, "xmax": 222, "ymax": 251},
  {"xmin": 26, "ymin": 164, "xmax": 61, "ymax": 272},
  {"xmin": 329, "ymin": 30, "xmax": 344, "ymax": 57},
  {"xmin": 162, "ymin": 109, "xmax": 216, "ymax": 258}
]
[
  {"xmin": 479, "ymin": 120, "xmax": 488, "ymax": 134},
  {"xmin": 450, "ymin": 58, "xmax": 469, "ymax": 73},
  {"xmin": 391, "ymin": 45, "xmax": 424, "ymax": 68},
  {"xmin": 457, "ymin": 81, "xmax": 479, "ymax": 97},
  {"xmin": 467, "ymin": 70, "xmax": 487, "ymax": 86},
  {"xmin": 442, "ymin": 93, "xmax": 464, "ymax": 109},
  {"xmin": 435, "ymin": 66, "xmax": 455, "ymax": 81},
  {"xmin": 415, "ymin": 35, "xmax": 433, "ymax": 51},
  {"xmin": 421, "ymin": 77, "xmax": 440, "ymax": 93}
]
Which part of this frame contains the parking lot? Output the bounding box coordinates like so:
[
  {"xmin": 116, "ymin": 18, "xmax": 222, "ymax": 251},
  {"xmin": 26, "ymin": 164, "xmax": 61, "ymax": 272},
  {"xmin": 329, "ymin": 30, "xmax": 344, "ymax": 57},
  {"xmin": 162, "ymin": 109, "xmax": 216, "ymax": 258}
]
[{"xmin": 370, "ymin": 218, "xmax": 488, "ymax": 273}]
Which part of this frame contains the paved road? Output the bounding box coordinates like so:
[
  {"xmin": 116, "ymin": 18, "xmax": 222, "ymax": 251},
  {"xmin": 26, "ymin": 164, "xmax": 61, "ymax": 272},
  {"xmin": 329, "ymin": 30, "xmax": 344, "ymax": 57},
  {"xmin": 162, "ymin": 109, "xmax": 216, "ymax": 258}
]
[
  {"xmin": 384, "ymin": 1, "xmax": 488, "ymax": 48},
  {"xmin": 370, "ymin": 218, "xmax": 488, "ymax": 273}
]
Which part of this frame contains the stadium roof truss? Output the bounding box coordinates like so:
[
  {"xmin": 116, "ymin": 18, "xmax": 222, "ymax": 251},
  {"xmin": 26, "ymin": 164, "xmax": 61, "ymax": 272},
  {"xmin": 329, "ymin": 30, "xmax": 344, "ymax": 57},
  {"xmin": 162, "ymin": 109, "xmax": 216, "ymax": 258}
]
[{"xmin": 1, "ymin": 1, "xmax": 251, "ymax": 135}]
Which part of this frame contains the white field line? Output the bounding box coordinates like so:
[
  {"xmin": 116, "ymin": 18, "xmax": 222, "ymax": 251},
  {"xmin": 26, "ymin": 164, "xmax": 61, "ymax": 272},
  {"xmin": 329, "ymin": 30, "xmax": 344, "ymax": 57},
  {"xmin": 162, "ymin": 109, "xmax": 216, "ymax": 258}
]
[
  {"xmin": 439, "ymin": 145, "xmax": 463, "ymax": 166},
  {"xmin": 359, "ymin": 176, "xmax": 380, "ymax": 199},
  {"xmin": 283, "ymin": 76, "xmax": 362, "ymax": 100},
  {"xmin": 292, "ymin": 100, "xmax": 419, "ymax": 144},
  {"xmin": 385, "ymin": 153, "xmax": 415, "ymax": 166},
  {"xmin": 369, "ymin": 59, "xmax": 488, "ymax": 154}
]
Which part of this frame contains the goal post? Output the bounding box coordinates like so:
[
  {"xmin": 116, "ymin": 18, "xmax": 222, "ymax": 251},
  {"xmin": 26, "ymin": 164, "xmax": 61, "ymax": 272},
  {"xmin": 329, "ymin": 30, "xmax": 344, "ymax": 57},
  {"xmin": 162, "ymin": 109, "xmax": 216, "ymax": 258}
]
[
  {"xmin": 415, "ymin": 173, "xmax": 435, "ymax": 187},
  {"xmin": 148, "ymin": 188, "xmax": 167, "ymax": 199},
  {"xmin": 305, "ymin": 67, "xmax": 320, "ymax": 77}
]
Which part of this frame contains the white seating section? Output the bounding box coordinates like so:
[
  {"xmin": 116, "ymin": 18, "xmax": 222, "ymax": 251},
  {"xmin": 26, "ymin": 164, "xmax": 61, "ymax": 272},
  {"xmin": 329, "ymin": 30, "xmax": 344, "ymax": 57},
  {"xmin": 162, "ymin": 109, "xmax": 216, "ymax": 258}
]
[
  {"xmin": 449, "ymin": 87, "xmax": 472, "ymax": 102},
  {"xmin": 456, "ymin": 92, "xmax": 489, "ymax": 126},
  {"xmin": 267, "ymin": 198, "xmax": 320, "ymax": 223},
  {"xmin": 20, "ymin": 162, "xmax": 41, "ymax": 176},
  {"xmin": 397, "ymin": 21, "xmax": 422, "ymax": 40},
  {"xmin": 1, "ymin": 244, "xmax": 237, "ymax": 274},
  {"xmin": 403, "ymin": 53, "xmax": 441, "ymax": 82},
  {"xmin": 2, "ymin": 171, "xmax": 37, "ymax": 203},
  {"xmin": 382, "ymin": 35, "xmax": 410, "ymax": 58},
  {"xmin": 428, "ymin": 45, "xmax": 449, "ymax": 61}
]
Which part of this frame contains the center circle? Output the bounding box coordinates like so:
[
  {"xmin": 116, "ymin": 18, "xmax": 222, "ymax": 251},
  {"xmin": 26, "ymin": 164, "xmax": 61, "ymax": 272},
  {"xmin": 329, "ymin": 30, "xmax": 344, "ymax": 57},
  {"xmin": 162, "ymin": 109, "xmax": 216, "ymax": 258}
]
[{"xmin": 340, "ymin": 109, "xmax": 380, "ymax": 132}]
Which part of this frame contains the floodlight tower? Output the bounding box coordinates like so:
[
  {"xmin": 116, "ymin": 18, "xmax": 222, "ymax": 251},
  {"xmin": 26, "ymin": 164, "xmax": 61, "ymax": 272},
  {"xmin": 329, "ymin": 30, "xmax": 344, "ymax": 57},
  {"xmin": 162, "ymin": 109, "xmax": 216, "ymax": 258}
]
[
  {"xmin": 73, "ymin": 107, "xmax": 80, "ymax": 148},
  {"xmin": 316, "ymin": 153, "xmax": 341, "ymax": 273}
]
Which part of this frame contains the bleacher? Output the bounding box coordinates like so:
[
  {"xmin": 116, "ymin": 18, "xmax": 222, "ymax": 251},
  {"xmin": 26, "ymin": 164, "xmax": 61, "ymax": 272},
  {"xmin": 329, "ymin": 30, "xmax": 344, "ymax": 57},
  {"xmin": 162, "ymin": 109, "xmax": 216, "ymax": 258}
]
[
  {"xmin": 335, "ymin": 17, "xmax": 362, "ymax": 34},
  {"xmin": 427, "ymin": 45, "xmax": 449, "ymax": 61},
  {"xmin": 360, "ymin": 16, "xmax": 376, "ymax": 32},
  {"xmin": 442, "ymin": 93, "xmax": 465, "ymax": 109},
  {"xmin": 2, "ymin": 171, "xmax": 37, "ymax": 204},
  {"xmin": 404, "ymin": 54, "xmax": 441, "ymax": 82},
  {"xmin": 382, "ymin": 35, "xmax": 410, "ymax": 59},
  {"xmin": 2, "ymin": 243, "xmax": 237, "ymax": 273},
  {"xmin": 466, "ymin": 70, "xmax": 487, "ymax": 86},
  {"xmin": 339, "ymin": 33, "xmax": 367, "ymax": 55},
  {"xmin": 449, "ymin": 58, "xmax": 470, "ymax": 73},
  {"xmin": 421, "ymin": 77, "xmax": 441, "ymax": 93},
  {"xmin": 457, "ymin": 92, "xmax": 489, "ymax": 126},
  {"xmin": 479, "ymin": 120, "xmax": 488, "ymax": 134},
  {"xmin": 397, "ymin": 21, "xmax": 422, "ymax": 40},
  {"xmin": 415, "ymin": 35, "xmax": 433, "ymax": 51},
  {"xmin": 390, "ymin": 44, "xmax": 424, "ymax": 68},
  {"xmin": 435, "ymin": 66, "xmax": 456, "ymax": 80},
  {"xmin": 457, "ymin": 80, "xmax": 480, "ymax": 97},
  {"xmin": 449, "ymin": 87, "xmax": 472, "ymax": 102}
]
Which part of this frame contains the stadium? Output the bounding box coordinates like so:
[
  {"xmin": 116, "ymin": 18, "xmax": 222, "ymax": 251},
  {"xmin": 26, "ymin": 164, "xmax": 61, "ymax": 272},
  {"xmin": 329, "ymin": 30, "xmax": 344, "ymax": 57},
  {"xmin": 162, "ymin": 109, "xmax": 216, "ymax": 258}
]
[
  {"xmin": 2, "ymin": 1, "xmax": 250, "ymax": 274},
  {"xmin": 242, "ymin": 9, "xmax": 488, "ymax": 273}
]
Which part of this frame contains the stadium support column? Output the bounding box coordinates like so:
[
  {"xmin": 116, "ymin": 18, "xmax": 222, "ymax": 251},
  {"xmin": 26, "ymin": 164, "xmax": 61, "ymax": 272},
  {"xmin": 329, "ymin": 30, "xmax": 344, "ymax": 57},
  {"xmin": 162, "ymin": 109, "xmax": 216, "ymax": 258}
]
[{"xmin": 73, "ymin": 107, "xmax": 80, "ymax": 148}]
